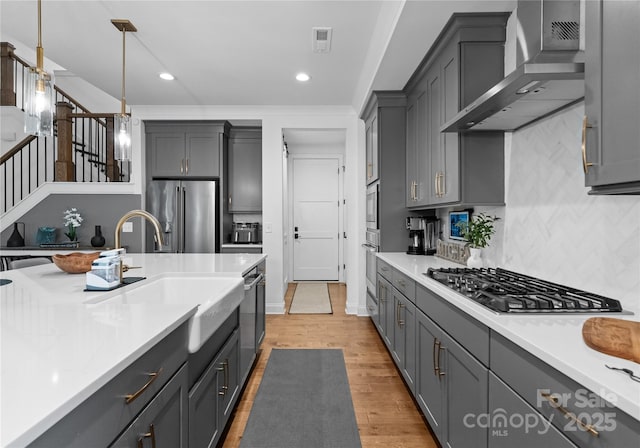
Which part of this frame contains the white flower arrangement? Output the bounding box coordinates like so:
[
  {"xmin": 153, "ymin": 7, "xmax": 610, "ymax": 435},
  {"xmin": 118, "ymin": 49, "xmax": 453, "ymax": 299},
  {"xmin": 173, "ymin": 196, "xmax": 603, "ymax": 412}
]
[{"xmin": 63, "ymin": 208, "xmax": 83, "ymax": 241}]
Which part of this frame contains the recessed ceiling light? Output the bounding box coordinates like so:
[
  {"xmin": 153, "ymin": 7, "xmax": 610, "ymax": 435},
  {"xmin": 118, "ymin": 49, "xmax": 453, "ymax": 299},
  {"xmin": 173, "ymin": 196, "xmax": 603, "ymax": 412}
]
[
  {"xmin": 159, "ymin": 72, "xmax": 175, "ymax": 81},
  {"xmin": 296, "ymin": 73, "xmax": 311, "ymax": 82}
]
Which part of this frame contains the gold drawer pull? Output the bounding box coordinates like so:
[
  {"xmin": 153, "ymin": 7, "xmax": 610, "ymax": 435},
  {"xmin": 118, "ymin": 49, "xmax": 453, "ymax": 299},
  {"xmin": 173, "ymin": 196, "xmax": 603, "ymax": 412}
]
[
  {"xmin": 581, "ymin": 116, "xmax": 594, "ymax": 174},
  {"xmin": 125, "ymin": 368, "xmax": 163, "ymax": 404},
  {"xmin": 540, "ymin": 392, "xmax": 599, "ymax": 437},
  {"xmin": 137, "ymin": 423, "xmax": 157, "ymax": 448}
]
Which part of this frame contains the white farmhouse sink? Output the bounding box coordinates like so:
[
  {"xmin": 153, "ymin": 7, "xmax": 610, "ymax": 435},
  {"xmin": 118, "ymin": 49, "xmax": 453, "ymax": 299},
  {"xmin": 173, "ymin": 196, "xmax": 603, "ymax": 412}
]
[{"xmin": 84, "ymin": 274, "xmax": 244, "ymax": 353}]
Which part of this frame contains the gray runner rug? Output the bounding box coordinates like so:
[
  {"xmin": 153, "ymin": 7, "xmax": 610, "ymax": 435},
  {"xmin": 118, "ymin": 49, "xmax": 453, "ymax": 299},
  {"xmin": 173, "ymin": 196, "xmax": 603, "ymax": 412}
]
[{"xmin": 239, "ymin": 349, "xmax": 362, "ymax": 448}]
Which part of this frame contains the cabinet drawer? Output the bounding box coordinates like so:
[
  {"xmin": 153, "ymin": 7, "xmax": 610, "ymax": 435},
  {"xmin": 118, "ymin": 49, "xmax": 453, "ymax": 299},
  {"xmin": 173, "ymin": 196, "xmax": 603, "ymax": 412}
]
[
  {"xmin": 377, "ymin": 259, "xmax": 392, "ymax": 281},
  {"xmin": 29, "ymin": 323, "xmax": 189, "ymax": 448},
  {"xmin": 488, "ymin": 372, "xmax": 577, "ymax": 448},
  {"xmin": 416, "ymin": 284, "xmax": 489, "ymax": 366},
  {"xmin": 491, "ymin": 332, "xmax": 640, "ymax": 447},
  {"xmin": 392, "ymin": 269, "xmax": 415, "ymax": 303}
]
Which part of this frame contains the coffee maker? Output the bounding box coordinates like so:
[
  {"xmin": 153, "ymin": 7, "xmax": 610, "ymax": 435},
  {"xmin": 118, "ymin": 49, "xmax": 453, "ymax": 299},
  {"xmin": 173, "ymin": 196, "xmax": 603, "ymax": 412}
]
[{"xmin": 406, "ymin": 216, "xmax": 440, "ymax": 255}]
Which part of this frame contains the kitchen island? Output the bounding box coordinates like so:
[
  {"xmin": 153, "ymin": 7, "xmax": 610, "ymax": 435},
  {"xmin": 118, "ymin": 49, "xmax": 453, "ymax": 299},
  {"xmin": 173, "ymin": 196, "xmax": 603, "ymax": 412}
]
[
  {"xmin": 0, "ymin": 252, "xmax": 266, "ymax": 447},
  {"xmin": 376, "ymin": 252, "xmax": 640, "ymax": 447}
]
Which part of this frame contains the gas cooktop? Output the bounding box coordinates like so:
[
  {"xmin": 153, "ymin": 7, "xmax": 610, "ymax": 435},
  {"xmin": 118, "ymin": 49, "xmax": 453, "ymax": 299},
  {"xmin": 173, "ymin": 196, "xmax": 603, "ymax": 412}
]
[{"xmin": 425, "ymin": 267, "xmax": 625, "ymax": 314}]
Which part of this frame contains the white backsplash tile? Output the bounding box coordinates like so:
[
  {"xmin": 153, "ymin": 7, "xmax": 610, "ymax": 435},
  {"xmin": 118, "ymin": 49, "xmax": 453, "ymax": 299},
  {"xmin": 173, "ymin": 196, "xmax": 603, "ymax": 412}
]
[
  {"xmin": 502, "ymin": 103, "xmax": 640, "ymax": 310},
  {"xmin": 437, "ymin": 103, "xmax": 640, "ymax": 311}
]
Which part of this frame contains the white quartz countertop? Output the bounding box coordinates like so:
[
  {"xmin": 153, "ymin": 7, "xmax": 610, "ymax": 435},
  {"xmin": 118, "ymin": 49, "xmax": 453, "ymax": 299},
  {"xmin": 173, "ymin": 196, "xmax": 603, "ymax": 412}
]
[
  {"xmin": 377, "ymin": 252, "xmax": 640, "ymax": 423},
  {"xmin": 0, "ymin": 252, "xmax": 266, "ymax": 447}
]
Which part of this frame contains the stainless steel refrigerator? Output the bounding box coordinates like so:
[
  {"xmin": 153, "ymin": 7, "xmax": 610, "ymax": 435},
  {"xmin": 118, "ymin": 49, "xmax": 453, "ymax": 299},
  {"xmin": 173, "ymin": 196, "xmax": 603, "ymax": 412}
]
[{"xmin": 146, "ymin": 179, "xmax": 219, "ymax": 253}]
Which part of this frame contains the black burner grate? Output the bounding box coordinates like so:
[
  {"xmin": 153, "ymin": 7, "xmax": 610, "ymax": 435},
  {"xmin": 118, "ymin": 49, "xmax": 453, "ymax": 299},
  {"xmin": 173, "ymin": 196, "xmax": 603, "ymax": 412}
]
[{"xmin": 425, "ymin": 267, "xmax": 623, "ymax": 313}]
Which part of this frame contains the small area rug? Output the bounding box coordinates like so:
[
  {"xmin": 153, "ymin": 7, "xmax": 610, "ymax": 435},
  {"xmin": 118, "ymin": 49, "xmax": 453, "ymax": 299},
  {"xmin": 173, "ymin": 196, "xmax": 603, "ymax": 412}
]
[
  {"xmin": 239, "ymin": 349, "xmax": 362, "ymax": 448},
  {"xmin": 289, "ymin": 282, "xmax": 333, "ymax": 314}
]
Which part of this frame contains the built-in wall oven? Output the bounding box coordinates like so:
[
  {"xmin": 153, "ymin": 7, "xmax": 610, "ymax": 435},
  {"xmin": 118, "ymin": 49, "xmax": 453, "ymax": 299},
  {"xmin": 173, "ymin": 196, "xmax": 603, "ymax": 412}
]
[{"xmin": 366, "ymin": 182, "xmax": 379, "ymax": 230}]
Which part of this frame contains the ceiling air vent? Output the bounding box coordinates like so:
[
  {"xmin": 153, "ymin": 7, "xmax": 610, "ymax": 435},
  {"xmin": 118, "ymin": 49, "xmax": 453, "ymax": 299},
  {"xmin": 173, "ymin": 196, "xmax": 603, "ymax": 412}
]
[{"xmin": 312, "ymin": 27, "xmax": 332, "ymax": 53}]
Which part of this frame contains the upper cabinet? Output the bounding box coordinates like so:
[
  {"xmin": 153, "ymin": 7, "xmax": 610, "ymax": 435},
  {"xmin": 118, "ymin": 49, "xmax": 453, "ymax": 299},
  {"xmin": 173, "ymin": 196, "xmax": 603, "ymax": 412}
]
[
  {"xmin": 146, "ymin": 121, "xmax": 230, "ymax": 178},
  {"xmin": 365, "ymin": 111, "xmax": 379, "ymax": 185},
  {"xmin": 227, "ymin": 127, "xmax": 262, "ymax": 213},
  {"xmin": 405, "ymin": 13, "xmax": 508, "ymax": 209},
  {"xmin": 584, "ymin": 0, "xmax": 640, "ymax": 194}
]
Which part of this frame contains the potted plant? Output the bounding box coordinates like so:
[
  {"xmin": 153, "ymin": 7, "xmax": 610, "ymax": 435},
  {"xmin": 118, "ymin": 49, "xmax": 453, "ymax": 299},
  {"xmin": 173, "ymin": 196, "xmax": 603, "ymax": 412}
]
[{"xmin": 456, "ymin": 213, "xmax": 499, "ymax": 268}]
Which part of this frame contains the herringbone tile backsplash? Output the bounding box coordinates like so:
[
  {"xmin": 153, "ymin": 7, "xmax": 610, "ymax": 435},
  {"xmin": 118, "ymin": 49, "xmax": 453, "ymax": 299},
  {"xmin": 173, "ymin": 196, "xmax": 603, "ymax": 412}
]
[{"xmin": 440, "ymin": 103, "xmax": 640, "ymax": 311}]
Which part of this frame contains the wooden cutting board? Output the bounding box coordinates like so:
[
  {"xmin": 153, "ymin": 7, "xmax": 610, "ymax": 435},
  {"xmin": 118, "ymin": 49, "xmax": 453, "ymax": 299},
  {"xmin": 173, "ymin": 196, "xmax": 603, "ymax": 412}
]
[{"xmin": 582, "ymin": 317, "xmax": 640, "ymax": 363}]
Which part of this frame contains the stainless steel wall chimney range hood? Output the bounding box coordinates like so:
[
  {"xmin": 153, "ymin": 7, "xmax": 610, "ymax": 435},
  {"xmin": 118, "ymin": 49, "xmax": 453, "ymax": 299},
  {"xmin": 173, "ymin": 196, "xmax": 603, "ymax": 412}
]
[{"xmin": 443, "ymin": 0, "xmax": 584, "ymax": 132}]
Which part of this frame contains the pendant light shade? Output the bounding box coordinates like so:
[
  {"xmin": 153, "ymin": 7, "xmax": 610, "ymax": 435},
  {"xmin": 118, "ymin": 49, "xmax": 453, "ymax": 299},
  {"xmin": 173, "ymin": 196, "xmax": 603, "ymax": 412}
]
[
  {"xmin": 24, "ymin": 0, "xmax": 54, "ymax": 137},
  {"xmin": 112, "ymin": 19, "xmax": 136, "ymax": 161}
]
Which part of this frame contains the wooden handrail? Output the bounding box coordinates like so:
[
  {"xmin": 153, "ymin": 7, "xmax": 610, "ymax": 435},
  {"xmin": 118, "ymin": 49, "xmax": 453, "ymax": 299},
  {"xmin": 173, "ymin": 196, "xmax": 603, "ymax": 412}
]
[{"xmin": 0, "ymin": 135, "xmax": 36, "ymax": 165}]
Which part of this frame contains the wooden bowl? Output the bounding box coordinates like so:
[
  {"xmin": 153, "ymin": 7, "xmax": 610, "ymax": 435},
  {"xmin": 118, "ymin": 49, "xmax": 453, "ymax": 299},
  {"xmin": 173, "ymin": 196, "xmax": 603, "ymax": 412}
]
[{"xmin": 52, "ymin": 252, "xmax": 101, "ymax": 274}]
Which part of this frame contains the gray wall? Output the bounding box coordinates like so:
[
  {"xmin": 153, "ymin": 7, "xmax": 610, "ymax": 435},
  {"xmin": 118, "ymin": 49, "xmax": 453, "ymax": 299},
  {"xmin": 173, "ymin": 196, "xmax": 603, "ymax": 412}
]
[{"xmin": 1, "ymin": 194, "xmax": 144, "ymax": 252}]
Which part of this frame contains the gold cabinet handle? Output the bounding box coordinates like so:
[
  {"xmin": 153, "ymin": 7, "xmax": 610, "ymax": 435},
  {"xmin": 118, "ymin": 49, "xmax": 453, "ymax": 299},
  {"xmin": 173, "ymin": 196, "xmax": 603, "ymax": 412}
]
[
  {"xmin": 434, "ymin": 174, "xmax": 439, "ymax": 197},
  {"xmin": 582, "ymin": 116, "xmax": 594, "ymax": 174},
  {"xmin": 433, "ymin": 339, "xmax": 441, "ymax": 376},
  {"xmin": 125, "ymin": 368, "xmax": 163, "ymax": 404},
  {"xmin": 185, "ymin": 158, "xmax": 189, "ymax": 175},
  {"xmin": 218, "ymin": 359, "xmax": 229, "ymax": 396},
  {"xmin": 540, "ymin": 392, "xmax": 599, "ymax": 437},
  {"xmin": 137, "ymin": 423, "xmax": 157, "ymax": 448},
  {"xmin": 367, "ymin": 163, "xmax": 372, "ymax": 179},
  {"xmin": 439, "ymin": 172, "xmax": 445, "ymax": 197},
  {"xmin": 397, "ymin": 302, "xmax": 405, "ymax": 327},
  {"xmin": 180, "ymin": 159, "xmax": 184, "ymax": 174}
]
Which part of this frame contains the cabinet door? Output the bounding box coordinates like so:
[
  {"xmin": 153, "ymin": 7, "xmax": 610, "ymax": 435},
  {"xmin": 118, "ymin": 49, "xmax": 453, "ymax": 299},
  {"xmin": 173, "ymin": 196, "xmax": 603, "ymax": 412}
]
[
  {"xmin": 365, "ymin": 111, "xmax": 379, "ymax": 184},
  {"xmin": 228, "ymin": 135, "xmax": 262, "ymax": 212},
  {"xmin": 585, "ymin": 0, "xmax": 640, "ymax": 190},
  {"xmin": 217, "ymin": 332, "xmax": 240, "ymax": 423},
  {"xmin": 377, "ymin": 274, "xmax": 394, "ymax": 348},
  {"xmin": 149, "ymin": 133, "xmax": 185, "ymax": 177},
  {"xmin": 416, "ymin": 310, "xmax": 445, "ymax": 441},
  {"xmin": 393, "ymin": 292, "xmax": 416, "ymax": 394},
  {"xmin": 488, "ymin": 373, "xmax": 577, "ymax": 448},
  {"xmin": 110, "ymin": 364, "xmax": 188, "ymax": 448},
  {"xmin": 406, "ymin": 99, "xmax": 418, "ymax": 206},
  {"xmin": 427, "ymin": 63, "xmax": 445, "ymax": 205},
  {"xmin": 440, "ymin": 41, "xmax": 461, "ymax": 204},
  {"xmin": 440, "ymin": 329, "xmax": 489, "ymax": 448},
  {"xmin": 186, "ymin": 132, "xmax": 220, "ymax": 177},
  {"xmin": 410, "ymin": 87, "xmax": 430, "ymax": 207}
]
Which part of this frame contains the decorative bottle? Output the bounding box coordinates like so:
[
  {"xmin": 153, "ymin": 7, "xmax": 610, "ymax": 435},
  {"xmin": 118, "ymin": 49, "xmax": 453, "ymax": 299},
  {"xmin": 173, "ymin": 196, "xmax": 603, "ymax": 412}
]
[
  {"xmin": 7, "ymin": 222, "xmax": 25, "ymax": 247},
  {"xmin": 90, "ymin": 225, "xmax": 106, "ymax": 248}
]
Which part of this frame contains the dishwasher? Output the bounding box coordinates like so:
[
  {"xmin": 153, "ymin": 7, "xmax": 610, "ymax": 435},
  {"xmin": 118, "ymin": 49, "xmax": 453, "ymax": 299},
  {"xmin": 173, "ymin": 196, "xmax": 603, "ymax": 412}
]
[{"xmin": 240, "ymin": 265, "xmax": 264, "ymax": 384}]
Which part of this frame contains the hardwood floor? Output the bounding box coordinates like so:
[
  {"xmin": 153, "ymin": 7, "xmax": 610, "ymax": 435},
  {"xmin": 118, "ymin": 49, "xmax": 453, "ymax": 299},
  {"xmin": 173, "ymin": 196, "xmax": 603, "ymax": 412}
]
[{"xmin": 221, "ymin": 283, "xmax": 439, "ymax": 448}]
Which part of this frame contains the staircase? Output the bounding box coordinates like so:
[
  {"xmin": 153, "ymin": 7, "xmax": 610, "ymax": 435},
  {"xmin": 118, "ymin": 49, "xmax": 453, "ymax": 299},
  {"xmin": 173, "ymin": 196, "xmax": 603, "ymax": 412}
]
[{"xmin": 1, "ymin": 42, "xmax": 130, "ymax": 231}]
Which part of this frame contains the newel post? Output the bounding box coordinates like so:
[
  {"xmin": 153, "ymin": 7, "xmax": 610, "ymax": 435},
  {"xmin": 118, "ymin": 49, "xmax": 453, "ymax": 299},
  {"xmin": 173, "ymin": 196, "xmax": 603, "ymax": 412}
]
[
  {"xmin": 1, "ymin": 42, "xmax": 16, "ymax": 107},
  {"xmin": 55, "ymin": 101, "xmax": 75, "ymax": 181}
]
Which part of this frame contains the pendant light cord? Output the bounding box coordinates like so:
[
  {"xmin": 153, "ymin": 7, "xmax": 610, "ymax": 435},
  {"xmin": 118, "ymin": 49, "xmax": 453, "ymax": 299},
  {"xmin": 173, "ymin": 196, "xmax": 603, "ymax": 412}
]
[{"xmin": 36, "ymin": 0, "xmax": 43, "ymax": 71}]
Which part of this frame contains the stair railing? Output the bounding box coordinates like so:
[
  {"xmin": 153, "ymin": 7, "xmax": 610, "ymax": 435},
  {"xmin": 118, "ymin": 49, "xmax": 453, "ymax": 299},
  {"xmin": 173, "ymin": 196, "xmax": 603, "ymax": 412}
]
[{"xmin": 0, "ymin": 42, "xmax": 130, "ymax": 214}]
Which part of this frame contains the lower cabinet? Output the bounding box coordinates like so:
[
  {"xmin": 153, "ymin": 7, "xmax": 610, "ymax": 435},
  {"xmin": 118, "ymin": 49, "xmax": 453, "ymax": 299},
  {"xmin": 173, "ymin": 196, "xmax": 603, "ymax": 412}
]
[
  {"xmin": 416, "ymin": 309, "xmax": 488, "ymax": 448},
  {"xmin": 376, "ymin": 273, "xmax": 394, "ymax": 348},
  {"xmin": 188, "ymin": 330, "xmax": 240, "ymax": 448},
  {"xmin": 110, "ymin": 364, "xmax": 189, "ymax": 448},
  {"xmin": 392, "ymin": 290, "xmax": 416, "ymax": 393},
  {"xmin": 488, "ymin": 372, "xmax": 577, "ymax": 448}
]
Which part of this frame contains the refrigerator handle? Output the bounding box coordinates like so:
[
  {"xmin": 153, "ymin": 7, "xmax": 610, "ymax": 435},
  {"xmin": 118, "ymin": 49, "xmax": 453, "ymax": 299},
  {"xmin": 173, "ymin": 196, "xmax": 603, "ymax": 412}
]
[
  {"xmin": 175, "ymin": 186, "xmax": 181, "ymax": 253},
  {"xmin": 182, "ymin": 186, "xmax": 187, "ymax": 252}
]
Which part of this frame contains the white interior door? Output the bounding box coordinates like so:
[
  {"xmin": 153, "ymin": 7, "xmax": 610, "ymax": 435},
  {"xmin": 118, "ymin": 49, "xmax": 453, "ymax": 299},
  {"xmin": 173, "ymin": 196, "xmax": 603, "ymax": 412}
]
[{"xmin": 292, "ymin": 157, "xmax": 340, "ymax": 280}]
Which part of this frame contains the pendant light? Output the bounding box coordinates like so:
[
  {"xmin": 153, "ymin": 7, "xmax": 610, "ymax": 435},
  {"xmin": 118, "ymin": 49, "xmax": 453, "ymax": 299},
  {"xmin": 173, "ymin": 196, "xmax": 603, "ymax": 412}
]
[
  {"xmin": 24, "ymin": 0, "xmax": 54, "ymax": 137},
  {"xmin": 112, "ymin": 19, "xmax": 136, "ymax": 161}
]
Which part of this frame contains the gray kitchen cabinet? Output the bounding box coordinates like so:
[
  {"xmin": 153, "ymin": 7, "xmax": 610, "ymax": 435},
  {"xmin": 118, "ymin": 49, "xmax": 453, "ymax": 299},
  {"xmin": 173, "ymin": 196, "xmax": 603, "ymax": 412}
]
[
  {"xmin": 28, "ymin": 323, "xmax": 189, "ymax": 448},
  {"xmin": 361, "ymin": 91, "xmax": 407, "ymax": 253},
  {"xmin": 188, "ymin": 329, "xmax": 240, "ymax": 448},
  {"xmin": 415, "ymin": 308, "xmax": 489, "ymax": 448},
  {"xmin": 492, "ymin": 331, "xmax": 640, "ymax": 448},
  {"xmin": 110, "ymin": 364, "xmax": 189, "ymax": 448},
  {"xmin": 240, "ymin": 264, "xmax": 265, "ymax": 384},
  {"xmin": 146, "ymin": 121, "xmax": 230, "ymax": 178},
  {"xmin": 255, "ymin": 261, "xmax": 266, "ymax": 348},
  {"xmin": 365, "ymin": 109, "xmax": 379, "ymax": 185},
  {"xmin": 228, "ymin": 127, "xmax": 262, "ymax": 212},
  {"xmin": 404, "ymin": 13, "xmax": 507, "ymax": 209},
  {"xmin": 376, "ymin": 273, "xmax": 394, "ymax": 349},
  {"xmin": 488, "ymin": 372, "xmax": 577, "ymax": 448},
  {"xmin": 584, "ymin": 0, "xmax": 640, "ymax": 194},
  {"xmin": 391, "ymin": 289, "xmax": 417, "ymax": 394}
]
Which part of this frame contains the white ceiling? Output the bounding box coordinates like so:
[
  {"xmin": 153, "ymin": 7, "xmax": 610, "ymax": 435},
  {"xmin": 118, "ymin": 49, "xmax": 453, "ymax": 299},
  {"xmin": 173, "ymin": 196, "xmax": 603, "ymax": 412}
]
[{"xmin": 0, "ymin": 1, "xmax": 515, "ymax": 113}]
